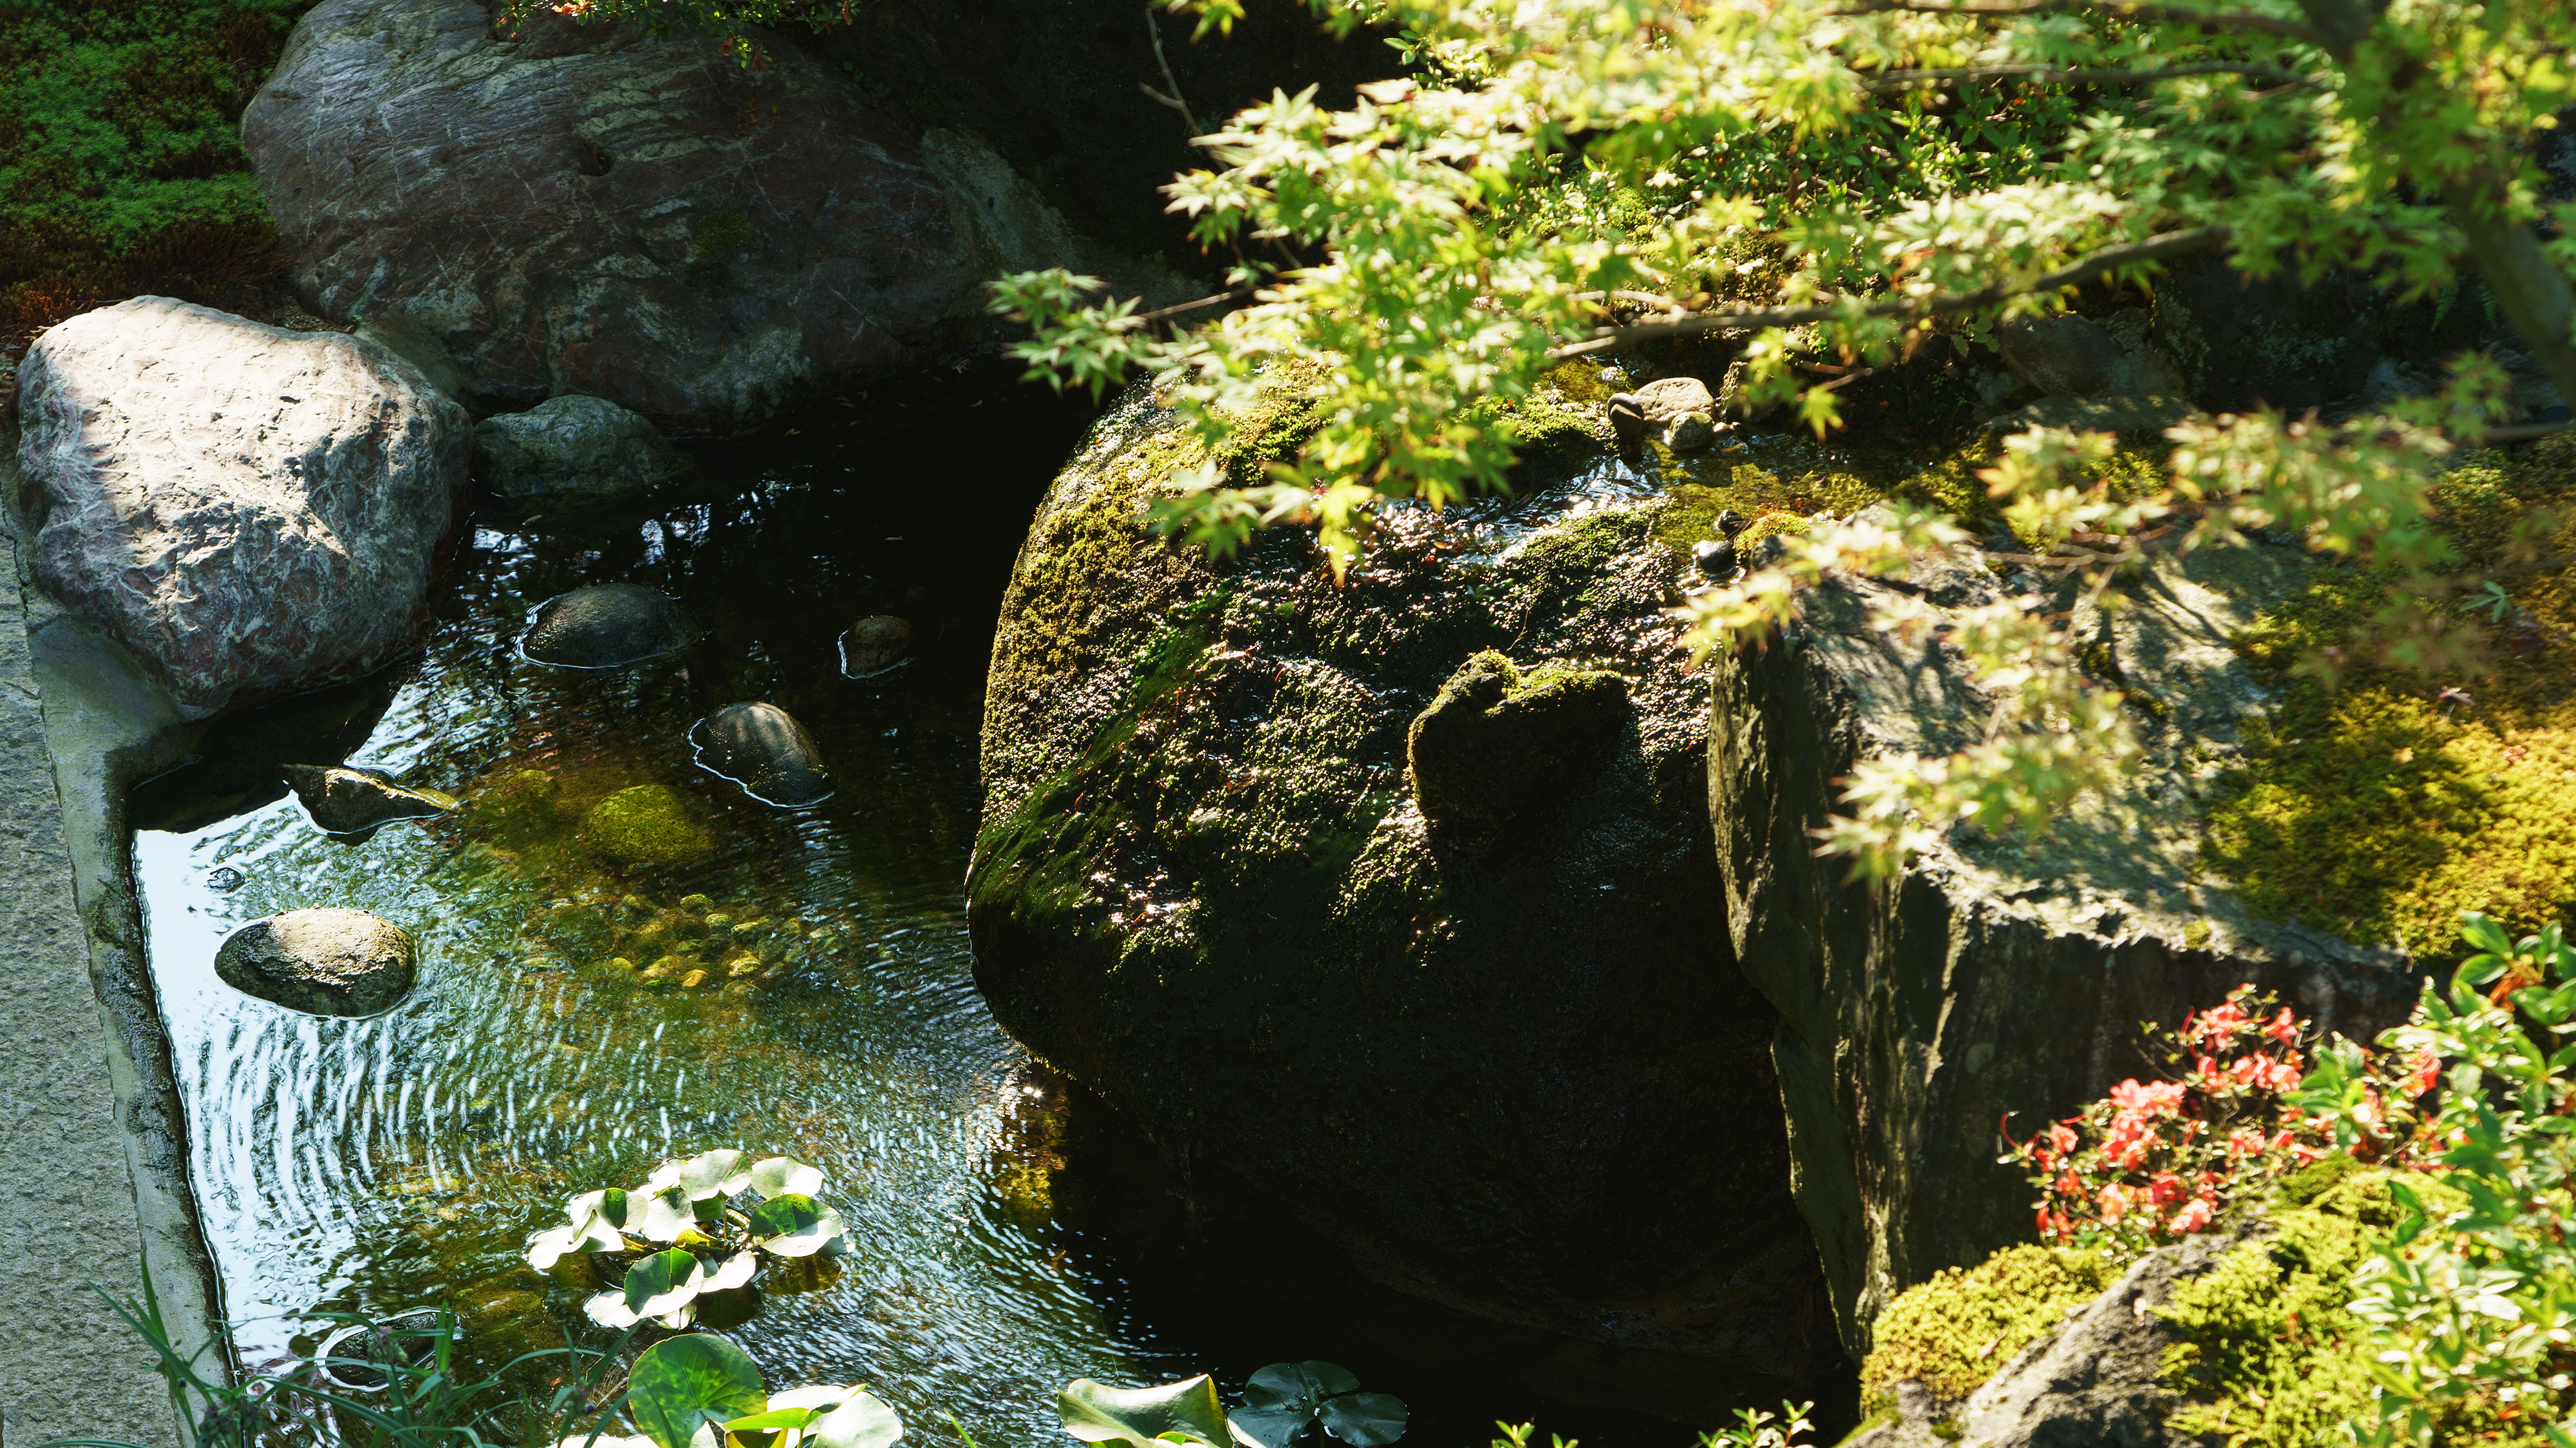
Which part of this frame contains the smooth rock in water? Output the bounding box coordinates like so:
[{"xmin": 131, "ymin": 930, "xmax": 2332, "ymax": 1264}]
[
  {"xmin": 585, "ymin": 784, "xmax": 716, "ymax": 867},
  {"xmin": 214, "ymin": 907, "xmax": 418, "ymax": 1016},
  {"xmin": 1605, "ymin": 392, "xmax": 1647, "ymax": 456},
  {"xmin": 692, "ymin": 702, "xmax": 833, "ymax": 807},
  {"xmin": 1631, "ymin": 375, "xmax": 1719, "ymax": 451},
  {"xmin": 14, "ymin": 297, "xmax": 469, "ymax": 720},
  {"xmin": 1406, "ymin": 651, "xmax": 1629, "ymax": 835},
  {"xmin": 475, "ymin": 396, "xmax": 693, "ymax": 513},
  {"xmin": 521, "ymin": 584, "xmax": 694, "ymax": 668},
  {"xmin": 839, "ymin": 615, "xmax": 914, "ymax": 677},
  {"xmin": 281, "ymin": 763, "xmax": 458, "ymax": 836},
  {"xmin": 238, "ymin": 0, "xmax": 1176, "ymax": 432}
]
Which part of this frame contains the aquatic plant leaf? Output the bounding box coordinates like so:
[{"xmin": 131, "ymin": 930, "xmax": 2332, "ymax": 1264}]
[
  {"xmin": 1234, "ymin": 1363, "xmax": 1374, "ymax": 1448},
  {"xmin": 584, "ymin": 1289, "xmax": 641, "ymax": 1329},
  {"xmin": 768, "ymin": 1387, "xmax": 855, "ymax": 1412},
  {"xmin": 1315, "ymin": 1394, "xmax": 1406, "ymax": 1446},
  {"xmin": 524, "ymin": 1213, "xmax": 623, "ymax": 1270},
  {"xmin": 723, "ymin": 1409, "xmax": 824, "ymax": 1433},
  {"xmin": 638, "ymin": 1187, "xmax": 699, "ymax": 1243},
  {"xmin": 705, "ymin": 1248, "xmax": 761, "ymax": 1292},
  {"xmin": 808, "ymin": 1390, "xmax": 903, "ymax": 1448},
  {"xmin": 676, "ymin": 1149, "xmax": 753, "ymax": 1199},
  {"xmin": 1060, "ymin": 1376, "xmax": 1229, "ymax": 1447},
  {"xmin": 1225, "ymin": 1403, "xmax": 1311, "ymax": 1448},
  {"xmin": 746, "ymin": 1193, "xmax": 847, "ymax": 1257},
  {"xmin": 599, "ymin": 1187, "xmax": 632, "ymax": 1228},
  {"xmin": 624, "ymin": 1246, "xmax": 707, "ymax": 1317},
  {"xmin": 751, "ymin": 1156, "xmax": 826, "ymax": 1200},
  {"xmin": 628, "ymin": 1335, "xmax": 766, "ymax": 1448}
]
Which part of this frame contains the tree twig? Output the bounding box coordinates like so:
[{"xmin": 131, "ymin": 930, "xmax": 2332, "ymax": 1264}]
[
  {"xmin": 1862, "ymin": 61, "xmax": 2317, "ymax": 90},
  {"xmin": 2483, "ymin": 418, "xmax": 2575, "ymax": 443},
  {"xmin": 1143, "ymin": 4, "xmax": 1200, "ymax": 135},
  {"xmin": 1549, "ymin": 226, "xmax": 2231, "ymax": 358},
  {"xmin": 1825, "ymin": 0, "xmax": 2330, "ymax": 45},
  {"xmin": 1131, "ymin": 286, "xmax": 1256, "ymax": 325}
]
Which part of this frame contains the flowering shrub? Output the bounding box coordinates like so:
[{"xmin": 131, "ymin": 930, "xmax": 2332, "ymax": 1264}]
[{"xmin": 2010, "ymin": 985, "xmax": 2425, "ymax": 1255}]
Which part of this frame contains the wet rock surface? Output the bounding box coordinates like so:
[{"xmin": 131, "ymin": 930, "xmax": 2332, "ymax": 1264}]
[
  {"xmin": 521, "ymin": 584, "xmax": 694, "ymax": 668},
  {"xmin": 213, "ymin": 907, "xmax": 419, "ymax": 1017},
  {"xmin": 692, "ymin": 702, "xmax": 833, "ymax": 807},
  {"xmin": 241, "ymin": 0, "xmax": 1197, "ymax": 432},
  {"xmin": 583, "ymin": 783, "xmax": 716, "ymax": 868},
  {"xmin": 839, "ymin": 615, "xmax": 914, "ymax": 677},
  {"xmin": 280, "ymin": 764, "xmax": 456, "ymax": 838},
  {"xmin": 968, "ymin": 385, "xmax": 1830, "ymax": 1403},
  {"xmin": 14, "ymin": 297, "xmax": 469, "ymax": 720},
  {"xmin": 1708, "ymin": 531, "xmax": 2425, "ymax": 1354},
  {"xmin": 1631, "ymin": 376, "xmax": 1719, "ymax": 452},
  {"xmin": 474, "ymin": 396, "xmax": 693, "ymax": 513}
]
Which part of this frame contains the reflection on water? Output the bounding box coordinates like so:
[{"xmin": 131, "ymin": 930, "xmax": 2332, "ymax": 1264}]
[{"xmin": 133, "ymin": 387, "xmax": 1212, "ymax": 1444}]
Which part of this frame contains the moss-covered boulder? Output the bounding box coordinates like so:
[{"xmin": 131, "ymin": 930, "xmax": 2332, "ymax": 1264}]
[
  {"xmin": 969, "ymin": 383, "xmax": 1832, "ymax": 1398},
  {"xmin": 1710, "ymin": 535, "xmax": 2428, "ymax": 1356},
  {"xmin": 583, "ymin": 784, "xmax": 716, "ymax": 868}
]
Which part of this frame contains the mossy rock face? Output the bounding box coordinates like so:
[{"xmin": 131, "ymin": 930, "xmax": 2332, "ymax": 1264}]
[
  {"xmin": 583, "ymin": 784, "xmax": 716, "ymax": 867},
  {"xmin": 1407, "ymin": 650, "xmax": 1629, "ymax": 834},
  {"xmin": 969, "ymin": 383, "xmax": 1832, "ymax": 1396},
  {"xmin": 1711, "ymin": 527, "xmax": 2431, "ymax": 1356},
  {"xmin": 1859, "ymin": 1244, "xmax": 2119, "ymax": 1416}
]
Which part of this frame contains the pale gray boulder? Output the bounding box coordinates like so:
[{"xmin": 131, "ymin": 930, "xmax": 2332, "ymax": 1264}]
[
  {"xmin": 14, "ymin": 296, "xmax": 470, "ymax": 720},
  {"xmin": 474, "ymin": 395, "xmax": 693, "ymax": 513},
  {"xmin": 213, "ymin": 907, "xmax": 419, "ymax": 1016}
]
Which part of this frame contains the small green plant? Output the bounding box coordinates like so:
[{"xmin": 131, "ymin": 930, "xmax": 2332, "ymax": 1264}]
[
  {"xmin": 525, "ymin": 1149, "xmax": 851, "ymax": 1330},
  {"xmin": 546, "ymin": 1334, "xmax": 901, "ymax": 1448},
  {"xmin": 1693, "ymin": 1401, "xmax": 1814, "ymax": 1448},
  {"xmin": 40, "ymin": 1273, "xmax": 632, "ymax": 1448}
]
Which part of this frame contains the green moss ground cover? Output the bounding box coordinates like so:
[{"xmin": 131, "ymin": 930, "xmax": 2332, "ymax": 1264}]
[
  {"xmin": 2204, "ymin": 436, "xmax": 2576, "ymax": 957},
  {"xmin": 0, "ymin": 0, "xmax": 306, "ymax": 380}
]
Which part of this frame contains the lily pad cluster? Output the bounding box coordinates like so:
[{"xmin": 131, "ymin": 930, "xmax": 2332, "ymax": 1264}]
[
  {"xmin": 524, "ymin": 1149, "xmax": 850, "ymax": 1329},
  {"xmin": 1060, "ymin": 1362, "xmax": 1406, "ymax": 1448},
  {"xmin": 556, "ymin": 1334, "xmax": 902, "ymax": 1448}
]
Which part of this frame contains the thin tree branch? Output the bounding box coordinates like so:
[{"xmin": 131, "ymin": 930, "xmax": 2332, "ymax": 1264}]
[
  {"xmin": 2482, "ymin": 418, "xmax": 2575, "ymax": 443},
  {"xmin": 1143, "ymin": 4, "xmax": 1201, "ymax": 135},
  {"xmin": 1548, "ymin": 226, "xmax": 2231, "ymax": 359},
  {"xmin": 1825, "ymin": 0, "xmax": 2330, "ymax": 45},
  {"xmin": 1131, "ymin": 286, "xmax": 1256, "ymax": 325},
  {"xmin": 1862, "ymin": 61, "xmax": 2317, "ymax": 90}
]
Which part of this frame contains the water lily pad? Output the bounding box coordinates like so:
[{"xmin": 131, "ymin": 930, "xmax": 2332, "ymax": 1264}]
[
  {"xmin": 809, "ymin": 1390, "xmax": 904, "ymax": 1448},
  {"xmin": 627, "ymin": 1335, "xmax": 766, "ymax": 1448},
  {"xmin": 1060, "ymin": 1376, "xmax": 1229, "ymax": 1447},
  {"xmin": 750, "ymin": 1155, "xmax": 824, "ymax": 1200},
  {"xmin": 1316, "ymin": 1395, "xmax": 1406, "ymax": 1446},
  {"xmin": 622, "ymin": 1246, "xmax": 705, "ymax": 1317},
  {"xmin": 746, "ymin": 1192, "xmax": 848, "ymax": 1257}
]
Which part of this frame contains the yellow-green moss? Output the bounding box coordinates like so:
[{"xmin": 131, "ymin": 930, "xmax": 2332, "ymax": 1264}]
[
  {"xmin": 2204, "ymin": 435, "xmax": 2576, "ymax": 957},
  {"xmin": 1860, "ymin": 1245, "xmax": 2121, "ymax": 1414},
  {"xmin": 2153, "ymin": 1169, "xmax": 2538, "ymax": 1448},
  {"xmin": 584, "ymin": 785, "xmax": 716, "ymax": 868},
  {"xmin": 466, "ymin": 767, "xmax": 562, "ymax": 848}
]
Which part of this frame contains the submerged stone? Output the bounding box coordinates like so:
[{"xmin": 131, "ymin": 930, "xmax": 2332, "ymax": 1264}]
[
  {"xmin": 839, "ymin": 615, "xmax": 914, "ymax": 677},
  {"xmin": 521, "ymin": 584, "xmax": 694, "ymax": 668},
  {"xmin": 584, "ymin": 784, "xmax": 716, "ymax": 867},
  {"xmin": 281, "ymin": 763, "xmax": 458, "ymax": 837},
  {"xmin": 1407, "ymin": 650, "xmax": 1629, "ymax": 835},
  {"xmin": 214, "ymin": 907, "xmax": 418, "ymax": 1017},
  {"xmin": 473, "ymin": 394, "xmax": 693, "ymax": 513},
  {"xmin": 692, "ymin": 701, "xmax": 833, "ymax": 807}
]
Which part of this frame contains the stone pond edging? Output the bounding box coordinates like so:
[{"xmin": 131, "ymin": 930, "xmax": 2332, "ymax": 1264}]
[{"xmin": 0, "ymin": 443, "xmax": 224, "ymax": 1445}]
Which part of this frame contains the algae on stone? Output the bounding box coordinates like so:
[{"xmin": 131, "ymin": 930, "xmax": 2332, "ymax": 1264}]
[
  {"xmin": 584, "ymin": 783, "xmax": 717, "ymax": 867},
  {"xmin": 1859, "ymin": 1244, "xmax": 2120, "ymax": 1416}
]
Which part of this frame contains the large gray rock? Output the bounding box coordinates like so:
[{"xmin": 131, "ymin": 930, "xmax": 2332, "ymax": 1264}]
[
  {"xmin": 474, "ymin": 395, "xmax": 692, "ymax": 513},
  {"xmin": 213, "ymin": 907, "xmax": 418, "ymax": 1016},
  {"xmin": 1854, "ymin": 1227, "xmax": 2249, "ymax": 1448},
  {"xmin": 240, "ymin": 0, "xmax": 1194, "ymax": 433},
  {"xmin": 968, "ymin": 386, "xmax": 1831, "ymax": 1411},
  {"xmin": 14, "ymin": 297, "xmax": 469, "ymax": 721},
  {"xmin": 1708, "ymin": 533, "xmax": 2424, "ymax": 1356}
]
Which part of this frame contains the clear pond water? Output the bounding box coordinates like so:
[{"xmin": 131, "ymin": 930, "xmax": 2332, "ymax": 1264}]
[{"xmin": 130, "ymin": 380, "xmax": 1232, "ymax": 1442}]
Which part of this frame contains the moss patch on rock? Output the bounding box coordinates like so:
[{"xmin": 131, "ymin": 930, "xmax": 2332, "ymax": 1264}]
[
  {"xmin": 1406, "ymin": 650, "xmax": 1629, "ymax": 833},
  {"xmin": 2204, "ymin": 435, "xmax": 2576, "ymax": 956},
  {"xmin": 1860, "ymin": 1244, "xmax": 2120, "ymax": 1414},
  {"xmin": 584, "ymin": 783, "xmax": 717, "ymax": 868}
]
